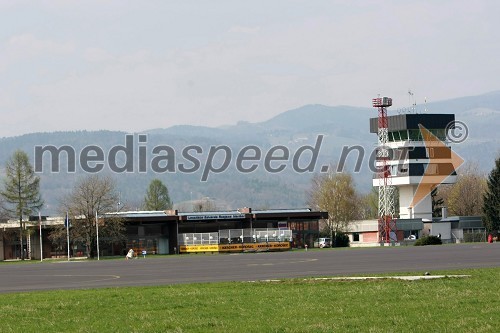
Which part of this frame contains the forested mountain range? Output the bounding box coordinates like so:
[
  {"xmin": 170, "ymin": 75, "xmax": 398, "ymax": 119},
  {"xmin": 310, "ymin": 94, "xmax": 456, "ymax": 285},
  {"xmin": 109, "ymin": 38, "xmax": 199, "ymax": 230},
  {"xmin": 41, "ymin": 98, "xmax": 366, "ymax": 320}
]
[{"xmin": 1, "ymin": 91, "xmax": 499, "ymax": 215}]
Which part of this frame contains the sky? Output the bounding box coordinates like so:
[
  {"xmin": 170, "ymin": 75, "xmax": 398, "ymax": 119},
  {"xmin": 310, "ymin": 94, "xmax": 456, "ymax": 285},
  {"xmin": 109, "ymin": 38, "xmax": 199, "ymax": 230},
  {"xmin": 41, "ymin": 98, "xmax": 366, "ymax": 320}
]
[{"xmin": 1, "ymin": 0, "xmax": 499, "ymax": 137}]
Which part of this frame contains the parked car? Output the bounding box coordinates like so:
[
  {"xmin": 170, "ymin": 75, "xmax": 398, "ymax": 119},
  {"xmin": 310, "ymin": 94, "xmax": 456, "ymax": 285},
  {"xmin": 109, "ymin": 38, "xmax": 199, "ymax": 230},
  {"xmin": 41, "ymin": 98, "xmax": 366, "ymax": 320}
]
[{"xmin": 318, "ymin": 237, "xmax": 331, "ymax": 248}]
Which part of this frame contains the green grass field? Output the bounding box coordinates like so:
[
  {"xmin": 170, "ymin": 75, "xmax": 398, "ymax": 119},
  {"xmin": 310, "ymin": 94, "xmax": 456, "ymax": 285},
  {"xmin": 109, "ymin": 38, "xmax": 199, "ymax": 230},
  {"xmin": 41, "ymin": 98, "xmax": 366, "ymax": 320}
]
[{"xmin": 1, "ymin": 267, "xmax": 499, "ymax": 332}]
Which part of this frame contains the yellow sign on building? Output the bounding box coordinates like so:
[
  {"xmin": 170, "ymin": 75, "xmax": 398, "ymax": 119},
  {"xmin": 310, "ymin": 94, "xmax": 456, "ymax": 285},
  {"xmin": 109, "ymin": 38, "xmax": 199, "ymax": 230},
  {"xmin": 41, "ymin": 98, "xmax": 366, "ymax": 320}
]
[
  {"xmin": 179, "ymin": 245, "xmax": 219, "ymax": 253},
  {"xmin": 180, "ymin": 242, "xmax": 290, "ymax": 253}
]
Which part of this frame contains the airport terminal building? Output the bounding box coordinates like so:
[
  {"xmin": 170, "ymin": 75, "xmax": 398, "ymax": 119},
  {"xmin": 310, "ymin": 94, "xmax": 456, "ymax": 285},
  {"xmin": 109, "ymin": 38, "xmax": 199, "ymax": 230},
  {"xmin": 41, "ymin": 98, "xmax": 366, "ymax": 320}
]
[{"xmin": 0, "ymin": 208, "xmax": 327, "ymax": 260}]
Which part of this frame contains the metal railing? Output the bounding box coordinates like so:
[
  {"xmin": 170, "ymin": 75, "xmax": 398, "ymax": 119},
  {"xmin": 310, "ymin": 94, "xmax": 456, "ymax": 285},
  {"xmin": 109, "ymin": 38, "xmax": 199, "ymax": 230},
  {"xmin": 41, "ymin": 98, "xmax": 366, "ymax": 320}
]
[
  {"xmin": 178, "ymin": 232, "xmax": 218, "ymax": 245},
  {"xmin": 179, "ymin": 228, "xmax": 292, "ymax": 246}
]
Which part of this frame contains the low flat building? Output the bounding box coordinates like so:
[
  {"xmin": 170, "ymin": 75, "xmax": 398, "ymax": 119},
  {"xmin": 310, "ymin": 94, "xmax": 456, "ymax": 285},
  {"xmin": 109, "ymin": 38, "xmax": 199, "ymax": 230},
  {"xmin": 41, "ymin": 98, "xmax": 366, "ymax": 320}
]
[
  {"xmin": 348, "ymin": 216, "xmax": 484, "ymax": 246},
  {"xmin": 0, "ymin": 208, "xmax": 327, "ymax": 260}
]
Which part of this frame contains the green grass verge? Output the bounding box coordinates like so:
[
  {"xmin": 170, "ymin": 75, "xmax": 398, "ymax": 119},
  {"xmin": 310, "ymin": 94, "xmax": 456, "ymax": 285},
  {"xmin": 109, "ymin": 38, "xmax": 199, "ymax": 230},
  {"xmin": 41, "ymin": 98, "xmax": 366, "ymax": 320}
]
[{"xmin": 1, "ymin": 267, "xmax": 499, "ymax": 332}]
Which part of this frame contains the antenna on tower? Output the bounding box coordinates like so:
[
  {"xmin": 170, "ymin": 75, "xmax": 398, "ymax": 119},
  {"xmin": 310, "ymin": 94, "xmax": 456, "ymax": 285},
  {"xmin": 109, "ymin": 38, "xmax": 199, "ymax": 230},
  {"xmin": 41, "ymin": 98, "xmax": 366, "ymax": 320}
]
[{"xmin": 408, "ymin": 89, "xmax": 416, "ymax": 113}]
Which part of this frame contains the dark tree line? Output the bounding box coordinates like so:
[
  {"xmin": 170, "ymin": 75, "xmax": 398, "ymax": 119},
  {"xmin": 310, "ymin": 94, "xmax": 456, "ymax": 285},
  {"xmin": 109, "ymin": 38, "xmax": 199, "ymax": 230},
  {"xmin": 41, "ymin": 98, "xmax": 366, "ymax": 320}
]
[{"xmin": 483, "ymin": 156, "xmax": 500, "ymax": 233}]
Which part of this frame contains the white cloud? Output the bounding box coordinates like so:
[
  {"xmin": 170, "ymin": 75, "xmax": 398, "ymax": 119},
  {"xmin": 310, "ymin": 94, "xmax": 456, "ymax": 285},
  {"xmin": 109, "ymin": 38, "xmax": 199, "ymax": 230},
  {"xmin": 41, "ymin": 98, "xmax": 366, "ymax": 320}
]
[
  {"xmin": 228, "ymin": 25, "xmax": 261, "ymax": 34},
  {"xmin": 0, "ymin": 33, "xmax": 76, "ymax": 74},
  {"xmin": 83, "ymin": 48, "xmax": 115, "ymax": 63},
  {"xmin": 0, "ymin": 1, "xmax": 499, "ymax": 137},
  {"xmin": 7, "ymin": 33, "xmax": 75, "ymax": 58}
]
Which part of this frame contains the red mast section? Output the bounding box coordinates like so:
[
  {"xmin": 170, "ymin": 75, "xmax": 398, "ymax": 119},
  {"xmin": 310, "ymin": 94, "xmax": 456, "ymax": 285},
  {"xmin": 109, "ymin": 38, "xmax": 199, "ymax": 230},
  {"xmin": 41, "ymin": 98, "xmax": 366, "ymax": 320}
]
[{"xmin": 372, "ymin": 97, "xmax": 397, "ymax": 244}]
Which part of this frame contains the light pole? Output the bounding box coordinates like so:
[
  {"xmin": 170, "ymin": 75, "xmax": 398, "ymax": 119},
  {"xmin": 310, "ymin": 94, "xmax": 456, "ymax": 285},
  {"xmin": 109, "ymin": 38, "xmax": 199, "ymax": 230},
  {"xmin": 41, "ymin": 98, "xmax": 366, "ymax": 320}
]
[{"xmin": 96, "ymin": 211, "xmax": 100, "ymax": 260}]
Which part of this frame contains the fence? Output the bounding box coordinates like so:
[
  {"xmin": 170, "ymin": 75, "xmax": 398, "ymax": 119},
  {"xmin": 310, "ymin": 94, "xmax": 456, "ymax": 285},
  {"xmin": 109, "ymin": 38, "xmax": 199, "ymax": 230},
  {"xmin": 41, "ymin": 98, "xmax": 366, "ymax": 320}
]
[
  {"xmin": 463, "ymin": 229, "xmax": 486, "ymax": 243},
  {"xmin": 178, "ymin": 232, "xmax": 219, "ymax": 246},
  {"xmin": 451, "ymin": 228, "xmax": 487, "ymax": 243}
]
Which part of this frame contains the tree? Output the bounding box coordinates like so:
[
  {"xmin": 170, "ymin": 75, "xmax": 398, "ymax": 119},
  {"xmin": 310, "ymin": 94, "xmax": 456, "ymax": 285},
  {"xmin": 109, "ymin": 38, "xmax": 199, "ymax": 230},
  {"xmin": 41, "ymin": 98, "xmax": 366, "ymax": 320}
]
[
  {"xmin": 193, "ymin": 197, "xmax": 216, "ymax": 212},
  {"xmin": 58, "ymin": 175, "xmax": 124, "ymax": 258},
  {"xmin": 0, "ymin": 195, "xmax": 9, "ymax": 221},
  {"xmin": 308, "ymin": 170, "xmax": 358, "ymax": 246},
  {"xmin": 440, "ymin": 164, "xmax": 487, "ymax": 216},
  {"xmin": 431, "ymin": 187, "xmax": 445, "ymax": 217},
  {"xmin": 47, "ymin": 225, "xmax": 67, "ymax": 256},
  {"xmin": 359, "ymin": 187, "xmax": 379, "ymax": 220},
  {"xmin": 144, "ymin": 179, "xmax": 172, "ymax": 211},
  {"xmin": 1, "ymin": 150, "xmax": 43, "ymax": 259},
  {"xmin": 483, "ymin": 156, "xmax": 500, "ymax": 233}
]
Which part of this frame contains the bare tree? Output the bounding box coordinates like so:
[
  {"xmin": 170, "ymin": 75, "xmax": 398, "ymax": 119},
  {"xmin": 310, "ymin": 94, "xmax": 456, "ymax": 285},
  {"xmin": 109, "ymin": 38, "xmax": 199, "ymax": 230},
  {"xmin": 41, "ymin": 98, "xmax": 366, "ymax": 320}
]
[
  {"xmin": 0, "ymin": 195, "xmax": 9, "ymax": 221},
  {"xmin": 57, "ymin": 175, "xmax": 124, "ymax": 258},
  {"xmin": 308, "ymin": 169, "xmax": 358, "ymax": 245},
  {"xmin": 193, "ymin": 197, "xmax": 217, "ymax": 212},
  {"xmin": 359, "ymin": 187, "xmax": 379, "ymax": 220},
  {"xmin": 440, "ymin": 164, "xmax": 487, "ymax": 216}
]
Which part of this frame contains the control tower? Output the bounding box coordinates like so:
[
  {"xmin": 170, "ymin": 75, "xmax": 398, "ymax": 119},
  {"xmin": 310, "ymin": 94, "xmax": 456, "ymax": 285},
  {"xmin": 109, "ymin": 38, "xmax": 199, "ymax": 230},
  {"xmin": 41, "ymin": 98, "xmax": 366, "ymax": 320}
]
[{"xmin": 369, "ymin": 110, "xmax": 461, "ymax": 221}]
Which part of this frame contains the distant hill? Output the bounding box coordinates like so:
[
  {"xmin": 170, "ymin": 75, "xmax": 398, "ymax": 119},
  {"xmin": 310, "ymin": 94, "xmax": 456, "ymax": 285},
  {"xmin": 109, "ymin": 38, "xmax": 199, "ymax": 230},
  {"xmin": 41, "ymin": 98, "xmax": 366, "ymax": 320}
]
[{"xmin": 1, "ymin": 91, "xmax": 499, "ymax": 214}]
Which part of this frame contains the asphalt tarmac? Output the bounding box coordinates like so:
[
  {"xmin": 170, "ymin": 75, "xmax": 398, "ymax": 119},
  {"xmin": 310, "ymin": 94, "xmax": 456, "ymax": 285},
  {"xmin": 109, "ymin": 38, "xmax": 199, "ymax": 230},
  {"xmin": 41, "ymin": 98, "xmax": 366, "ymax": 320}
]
[{"xmin": 0, "ymin": 242, "xmax": 499, "ymax": 293}]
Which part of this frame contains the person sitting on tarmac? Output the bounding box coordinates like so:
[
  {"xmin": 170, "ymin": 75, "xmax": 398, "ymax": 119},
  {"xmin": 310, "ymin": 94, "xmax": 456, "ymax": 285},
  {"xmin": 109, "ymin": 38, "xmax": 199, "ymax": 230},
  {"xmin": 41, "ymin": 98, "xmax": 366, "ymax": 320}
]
[{"xmin": 126, "ymin": 249, "xmax": 134, "ymax": 260}]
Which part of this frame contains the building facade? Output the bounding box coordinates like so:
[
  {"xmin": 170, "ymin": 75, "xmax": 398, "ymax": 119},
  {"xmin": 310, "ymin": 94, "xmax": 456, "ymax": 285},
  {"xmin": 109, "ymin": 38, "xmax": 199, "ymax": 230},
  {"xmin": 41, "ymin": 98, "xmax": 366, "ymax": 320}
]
[
  {"xmin": 369, "ymin": 113, "xmax": 459, "ymax": 221},
  {"xmin": 347, "ymin": 216, "xmax": 484, "ymax": 247},
  {"xmin": 0, "ymin": 208, "xmax": 327, "ymax": 260}
]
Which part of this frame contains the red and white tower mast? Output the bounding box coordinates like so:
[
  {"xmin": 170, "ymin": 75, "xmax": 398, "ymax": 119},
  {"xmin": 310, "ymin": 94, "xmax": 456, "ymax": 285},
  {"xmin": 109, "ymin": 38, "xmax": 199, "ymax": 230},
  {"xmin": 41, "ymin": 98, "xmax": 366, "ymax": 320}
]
[{"xmin": 372, "ymin": 96, "xmax": 396, "ymax": 243}]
